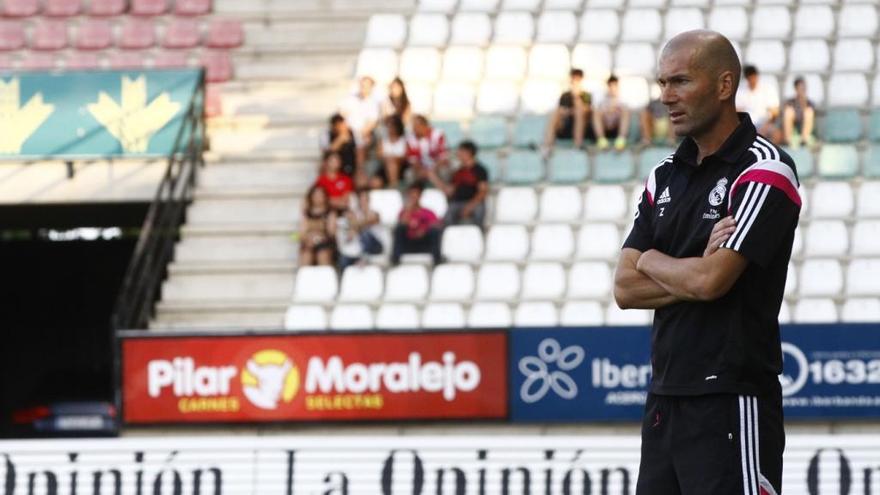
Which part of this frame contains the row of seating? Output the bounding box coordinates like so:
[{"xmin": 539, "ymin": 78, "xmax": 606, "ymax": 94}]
[
  {"xmin": 416, "ymin": 0, "xmax": 868, "ymax": 13},
  {"xmin": 0, "ymin": 0, "xmax": 213, "ymax": 17},
  {"xmin": 368, "ymin": 5, "xmax": 878, "ymax": 49}
]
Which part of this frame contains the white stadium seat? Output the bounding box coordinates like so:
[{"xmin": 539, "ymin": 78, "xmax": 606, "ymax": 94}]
[
  {"xmin": 370, "ymin": 189, "xmax": 404, "ymax": 226},
  {"xmin": 587, "ymin": 0, "xmax": 622, "ymax": 6},
  {"xmin": 664, "ymin": 8, "xmax": 705, "ymax": 39},
  {"xmin": 716, "ymin": 0, "xmax": 749, "ymax": 5},
  {"xmin": 539, "ymin": 186, "xmax": 583, "ymax": 222},
  {"xmin": 793, "ymin": 298, "xmax": 838, "ymax": 323},
  {"xmin": 421, "ymin": 188, "xmax": 448, "ymax": 217},
  {"xmin": 418, "ymin": 0, "xmax": 456, "ymax": 13},
  {"xmin": 537, "ymin": 11, "xmax": 578, "ymax": 44},
  {"xmin": 579, "ymin": 10, "xmax": 619, "ymax": 43},
  {"xmin": 442, "ymin": 47, "xmax": 485, "ymax": 83},
  {"xmin": 406, "ymin": 82, "xmax": 434, "ymax": 114},
  {"xmin": 365, "ymin": 15, "xmax": 407, "ymax": 48},
  {"xmin": 459, "ymin": 0, "xmax": 499, "ymax": 11},
  {"xmin": 284, "ymin": 305, "xmax": 327, "ymax": 331},
  {"xmin": 468, "ymin": 302, "xmax": 513, "ymax": 328},
  {"xmin": 576, "ymin": 223, "xmax": 621, "ymax": 260},
  {"xmin": 514, "ymin": 302, "xmax": 559, "ymax": 326},
  {"xmin": 751, "ymin": 6, "xmax": 791, "ymax": 38},
  {"xmin": 810, "ymin": 182, "xmax": 854, "ymax": 218},
  {"xmin": 292, "ymin": 266, "xmax": 337, "ymax": 303},
  {"xmin": 827, "ymin": 73, "xmax": 868, "ymax": 107},
  {"xmin": 584, "ymin": 185, "xmax": 628, "ymax": 220},
  {"xmin": 619, "ymin": 76, "xmax": 650, "ymax": 109},
  {"xmin": 708, "ymin": 7, "xmax": 748, "ymax": 41},
  {"xmin": 495, "ymin": 187, "xmax": 538, "ymax": 223},
  {"xmin": 571, "ymin": 43, "xmax": 613, "ymax": 79},
  {"xmin": 629, "ymin": 0, "xmax": 664, "ymax": 6},
  {"xmin": 476, "ymin": 262, "xmax": 521, "ymax": 300},
  {"xmin": 430, "ymin": 263, "xmax": 476, "ymax": 301},
  {"xmin": 385, "ymin": 265, "xmax": 429, "ymax": 302},
  {"xmin": 450, "ymin": 13, "xmax": 492, "ymax": 46},
  {"xmin": 433, "ymin": 82, "xmax": 476, "ymax": 119},
  {"xmin": 355, "ymin": 49, "xmax": 398, "ymax": 85},
  {"xmin": 560, "ymin": 301, "xmax": 605, "ymax": 326},
  {"xmin": 442, "ymin": 225, "xmax": 485, "ymax": 262},
  {"xmin": 791, "ymin": 227, "xmax": 803, "ymax": 257},
  {"xmin": 804, "ymin": 220, "xmax": 849, "ymax": 257},
  {"xmin": 857, "ymin": 183, "xmax": 880, "ymax": 217},
  {"xmin": 502, "ymin": 0, "xmax": 541, "ymax": 10},
  {"xmin": 837, "ymin": 5, "xmax": 878, "ymax": 38},
  {"xmin": 531, "ymin": 224, "xmax": 575, "ymax": 260},
  {"xmin": 852, "ymin": 221, "xmax": 880, "ymax": 255},
  {"xmin": 794, "ymin": 5, "xmax": 834, "ymax": 38},
  {"xmin": 528, "ymin": 44, "xmax": 571, "ymax": 81},
  {"xmin": 744, "ymin": 40, "xmax": 786, "ymax": 73},
  {"xmin": 399, "ymin": 47, "xmax": 442, "ymax": 83},
  {"xmin": 485, "ymin": 225, "xmax": 530, "ymax": 260},
  {"xmin": 621, "ymin": 9, "xmax": 662, "ymax": 42},
  {"xmin": 339, "ymin": 265, "xmax": 384, "ymax": 302},
  {"xmin": 784, "ymin": 262, "xmax": 797, "ymax": 296},
  {"xmin": 847, "ymin": 259, "xmax": 880, "ymax": 296},
  {"xmin": 477, "ymin": 80, "xmax": 519, "ymax": 114},
  {"xmin": 788, "ymin": 40, "xmax": 829, "ymax": 73},
  {"xmin": 493, "ymin": 12, "xmax": 535, "ymax": 45},
  {"xmin": 522, "ymin": 262, "xmax": 566, "ymax": 300},
  {"xmin": 841, "ymin": 299, "xmax": 880, "ymax": 323},
  {"xmin": 614, "ymin": 43, "xmax": 655, "ymax": 76},
  {"xmin": 798, "ymin": 184, "xmax": 809, "ymax": 218},
  {"xmin": 833, "ymin": 39, "xmax": 874, "ymax": 72},
  {"xmin": 567, "ymin": 261, "xmax": 613, "ymax": 298},
  {"xmin": 422, "ymin": 303, "xmax": 466, "ymax": 328},
  {"xmin": 546, "ymin": 0, "xmax": 583, "ymax": 7},
  {"xmin": 799, "ymin": 259, "xmax": 843, "ymax": 296},
  {"xmin": 330, "ymin": 304, "xmax": 374, "ymax": 330},
  {"xmin": 485, "ymin": 45, "xmax": 528, "ymax": 80},
  {"xmin": 671, "ymin": 0, "xmax": 709, "ymax": 5},
  {"xmin": 520, "ymin": 79, "xmax": 562, "ymax": 114},
  {"xmin": 408, "ymin": 14, "xmax": 449, "ymax": 47},
  {"xmin": 375, "ymin": 304, "xmax": 420, "ymax": 329},
  {"xmin": 782, "ymin": 74, "xmax": 824, "ymax": 106},
  {"xmin": 606, "ymin": 305, "xmax": 651, "ymax": 326},
  {"xmin": 777, "ymin": 302, "xmax": 791, "ymax": 324}
]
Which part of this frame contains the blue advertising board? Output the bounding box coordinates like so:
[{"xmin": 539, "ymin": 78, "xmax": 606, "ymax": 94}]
[{"xmin": 509, "ymin": 324, "xmax": 880, "ymax": 422}]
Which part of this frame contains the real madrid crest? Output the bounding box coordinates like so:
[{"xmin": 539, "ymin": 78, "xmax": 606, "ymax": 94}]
[{"xmin": 708, "ymin": 177, "xmax": 728, "ymax": 207}]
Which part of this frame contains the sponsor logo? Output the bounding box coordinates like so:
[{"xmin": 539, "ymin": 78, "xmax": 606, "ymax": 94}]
[
  {"xmin": 702, "ymin": 208, "xmax": 721, "ymax": 220},
  {"xmin": 519, "ymin": 338, "xmax": 584, "ymax": 403},
  {"xmin": 241, "ymin": 350, "xmax": 299, "ymax": 410},
  {"xmin": 708, "ymin": 177, "xmax": 728, "ymax": 206},
  {"xmin": 657, "ymin": 186, "xmax": 672, "ymax": 205}
]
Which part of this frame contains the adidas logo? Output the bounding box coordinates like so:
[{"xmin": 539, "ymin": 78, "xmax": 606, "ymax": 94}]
[{"xmin": 657, "ymin": 186, "xmax": 671, "ymax": 205}]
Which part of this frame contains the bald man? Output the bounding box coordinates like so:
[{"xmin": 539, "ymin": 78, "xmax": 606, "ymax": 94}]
[{"xmin": 615, "ymin": 30, "xmax": 799, "ymax": 495}]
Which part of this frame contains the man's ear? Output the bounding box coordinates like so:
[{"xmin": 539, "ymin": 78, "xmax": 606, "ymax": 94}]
[{"xmin": 718, "ymin": 70, "xmax": 735, "ymax": 101}]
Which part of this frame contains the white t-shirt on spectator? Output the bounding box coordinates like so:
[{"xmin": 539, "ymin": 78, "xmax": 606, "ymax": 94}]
[
  {"xmin": 736, "ymin": 81, "xmax": 780, "ymax": 128},
  {"xmin": 381, "ymin": 135, "xmax": 407, "ymax": 159},
  {"xmin": 340, "ymin": 92, "xmax": 382, "ymax": 142}
]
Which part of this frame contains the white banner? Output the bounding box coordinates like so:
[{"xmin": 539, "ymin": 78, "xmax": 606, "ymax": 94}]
[{"xmin": 0, "ymin": 435, "xmax": 875, "ymax": 494}]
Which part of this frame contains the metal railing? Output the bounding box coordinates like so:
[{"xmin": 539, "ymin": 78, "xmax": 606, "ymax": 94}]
[{"xmin": 111, "ymin": 71, "xmax": 206, "ymax": 331}]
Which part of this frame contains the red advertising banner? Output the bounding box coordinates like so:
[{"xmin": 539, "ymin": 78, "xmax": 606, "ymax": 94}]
[{"xmin": 121, "ymin": 332, "xmax": 507, "ymax": 424}]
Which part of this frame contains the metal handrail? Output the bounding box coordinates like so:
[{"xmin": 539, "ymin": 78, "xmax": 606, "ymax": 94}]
[{"xmin": 110, "ymin": 70, "xmax": 206, "ymax": 331}]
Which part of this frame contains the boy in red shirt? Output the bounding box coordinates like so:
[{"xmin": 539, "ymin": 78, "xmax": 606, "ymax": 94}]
[
  {"xmin": 314, "ymin": 151, "xmax": 353, "ymax": 212},
  {"xmin": 391, "ymin": 181, "xmax": 443, "ymax": 265}
]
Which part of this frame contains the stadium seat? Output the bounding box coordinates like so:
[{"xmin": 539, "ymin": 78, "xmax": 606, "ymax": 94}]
[
  {"xmin": 153, "ymin": 50, "xmax": 188, "ymax": 68},
  {"xmin": 818, "ymin": 144, "xmax": 860, "ymax": 179},
  {"xmin": 520, "ymin": 79, "xmax": 562, "ymax": 115},
  {"xmin": 576, "ymin": 223, "xmax": 621, "ymax": 260},
  {"xmin": 841, "ymin": 298, "xmax": 880, "ymax": 323},
  {"xmin": 470, "ymin": 115, "xmax": 508, "ymax": 148},
  {"xmin": 793, "ymin": 299, "xmax": 838, "ymax": 323},
  {"xmin": 422, "ymin": 303, "xmax": 467, "ymax": 328},
  {"xmin": 614, "ymin": 43, "xmax": 655, "ymax": 76},
  {"xmin": 485, "ymin": 225, "xmax": 530, "ymax": 260},
  {"xmin": 629, "ymin": 0, "xmax": 663, "ymax": 6},
  {"xmin": 476, "ymin": 262, "xmax": 521, "ymax": 301},
  {"xmin": 162, "ymin": 18, "xmax": 200, "ymax": 49},
  {"xmin": 493, "ymin": 12, "xmax": 534, "ymax": 45},
  {"xmin": 441, "ymin": 225, "xmax": 484, "ymax": 262},
  {"xmin": 579, "ymin": 10, "xmax": 619, "ymax": 43},
  {"xmin": 822, "ymin": 110, "xmax": 863, "ymax": 143},
  {"xmin": 810, "ymin": 182, "xmax": 854, "ymax": 218},
  {"xmin": 478, "ymin": 151, "xmax": 501, "ymax": 180},
  {"xmin": 531, "ymin": 224, "xmax": 575, "ymax": 260},
  {"xmin": 200, "ymin": 51, "xmax": 234, "ymax": 83},
  {"xmin": 330, "ymin": 305, "xmax": 374, "ymax": 330},
  {"xmin": 355, "ymin": 49, "xmax": 399, "ymax": 85},
  {"xmin": 857, "ymin": 182, "xmax": 880, "ymax": 217},
  {"xmin": 418, "ymin": 0, "xmax": 456, "ymax": 13},
  {"xmin": 707, "ymin": 7, "xmax": 749, "ymax": 41},
  {"xmin": 522, "ymin": 262, "xmax": 566, "ymax": 300},
  {"xmin": 804, "ymin": 220, "xmax": 848, "ymax": 257},
  {"xmin": 514, "ymin": 302, "xmax": 559, "ymax": 326},
  {"xmin": 109, "ymin": 51, "xmax": 148, "ymax": 69},
  {"xmin": 567, "ymin": 261, "xmax": 613, "ymax": 298},
  {"xmin": 852, "ymin": 220, "xmax": 880, "ymax": 255},
  {"xmin": 45, "ymin": 0, "xmax": 81, "ymax": 16},
  {"xmin": 571, "ymin": 43, "xmax": 613, "ymax": 80},
  {"xmin": 744, "ymin": 41, "xmax": 786, "ymax": 73},
  {"xmin": 751, "ymin": 6, "xmax": 791, "ymax": 38},
  {"xmin": 384, "ymin": 265, "xmax": 429, "ymax": 302},
  {"xmin": 421, "ymin": 188, "xmax": 448, "ymax": 218},
  {"xmin": 505, "ymin": 150, "xmax": 544, "ymax": 184},
  {"xmin": 847, "ymin": 259, "xmax": 880, "ymax": 296},
  {"xmin": 827, "ymin": 74, "xmax": 869, "ymax": 107},
  {"xmin": 408, "ymin": 14, "xmax": 449, "ymax": 47},
  {"xmin": 513, "ymin": 114, "xmax": 548, "ymax": 148},
  {"xmin": 502, "ymin": 0, "xmax": 541, "ymax": 10},
  {"xmin": 788, "ymin": 40, "xmax": 829, "ymax": 73},
  {"xmin": 292, "ymin": 266, "xmax": 338, "ymax": 303},
  {"xmin": 664, "ymin": 8, "xmax": 705, "ymax": 40},
  {"xmin": 406, "ymin": 82, "xmax": 434, "ymax": 115},
  {"xmin": 432, "ymin": 120, "xmax": 463, "ymax": 149},
  {"xmin": 869, "ymin": 111, "xmax": 880, "ymax": 142},
  {"xmin": 782, "ymin": 73, "xmax": 824, "ymax": 107},
  {"xmin": 174, "ymin": 0, "xmax": 211, "ymax": 15},
  {"xmin": 539, "ymin": 186, "xmax": 583, "ymax": 222},
  {"xmin": 784, "ymin": 262, "xmax": 797, "ymax": 297},
  {"xmin": 833, "ymin": 39, "xmax": 874, "ymax": 72},
  {"xmin": 485, "ymin": 45, "xmax": 527, "ymax": 81},
  {"xmin": 800, "ymin": 259, "xmax": 843, "ymax": 296},
  {"xmin": 74, "ymin": 19, "xmax": 112, "ymax": 50},
  {"xmin": 132, "ymin": 0, "xmax": 168, "ymax": 15},
  {"xmin": 546, "ymin": 0, "xmax": 583, "ymax": 7},
  {"xmin": 450, "ymin": 13, "xmax": 492, "ymax": 46},
  {"xmin": 583, "ymin": 185, "xmax": 627, "ymax": 220},
  {"xmin": 777, "ymin": 302, "xmax": 791, "ymax": 324},
  {"xmin": 621, "ymin": 9, "xmax": 662, "ymax": 42},
  {"xmin": 433, "ymin": 82, "xmax": 476, "ymax": 120},
  {"xmin": 31, "ymin": 20, "xmax": 68, "ymax": 51},
  {"xmin": 837, "ymin": 5, "xmax": 877, "ymax": 38},
  {"xmin": 606, "ymin": 305, "xmax": 651, "ymax": 326},
  {"xmin": 430, "ymin": 263, "xmax": 475, "ymax": 301},
  {"xmin": 495, "ymin": 187, "xmax": 538, "ymax": 223},
  {"xmin": 874, "ymin": 76, "xmax": 880, "ymax": 109},
  {"xmin": 594, "ymin": 151, "xmax": 635, "ymax": 183},
  {"xmin": 206, "ymin": 20, "xmax": 243, "ymax": 49},
  {"xmin": 376, "ymin": 304, "xmax": 420, "ymax": 329},
  {"xmin": 3, "ymin": 0, "xmax": 38, "ymax": 16},
  {"xmin": 639, "ymin": 147, "xmax": 675, "ymax": 180},
  {"xmin": 618, "ymin": 76, "xmax": 650, "ymax": 109},
  {"xmin": 560, "ymin": 301, "xmax": 604, "ymax": 327},
  {"xmin": 548, "ymin": 149, "xmax": 589, "ymax": 183},
  {"xmin": 284, "ymin": 305, "xmax": 328, "ymax": 331},
  {"xmin": 793, "ymin": 5, "xmax": 834, "ymax": 38},
  {"xmin": 369, "ymin": 189, "xmax": 403, "ymax": 226},
  {"xmin": 365, "ymin": 14, "xmax": 407, "ymax": 48},
  {"xmin": 528, "ymin": 44, "xmax": 570, "ymax": 81},
  {"xmin": 468, "ymin": 302, "xmax": 513, "ymax": 328},
  {"xmin": 119, "ymin": 18, "xmax": 156, "ymax": 50},
  {"xmin": 88, "ymin": 0, "xmax": 124, "ymax": 15},
  {"xmin": 338, "ymin": 265, "xmax": 384, "ymax": 302},
  {"xmin": 442, "ymin": 47, "xmax": 484, "ymax": 83},
  {"xmin": 460, "ymin": 0, "xmax": 499, "ymax": 10},
  {"xmin": 64, "ymin": 52, "xmax": 99, "ymax": 69},
  {"xmin": 537, "ymin": 11, "xmax": 578, "ymax": 44}
]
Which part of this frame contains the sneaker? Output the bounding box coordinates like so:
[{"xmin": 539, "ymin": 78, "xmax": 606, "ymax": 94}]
[
  {"xmin": 789, "ymin": 134, "xmax": 801, "ymax": 149},
  {"xmin": 614, "ymin": 136, "xmax": 626, "ymax": 151},
  {"xmin": 597, "ymin": 137, "xmax": 609, "ymax": 150},
  {"xmin": 803, "ymin": 134, "xmax": 816, "ymax": 148}
]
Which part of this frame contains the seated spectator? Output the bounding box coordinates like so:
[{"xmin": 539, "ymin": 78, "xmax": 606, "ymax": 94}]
[
  {"xmin": 736, "ymin": 65, "xmax": 782, "ymax": 143},
  {"xmin": 371, "ymin": 115, "xmax": 408, "ymax": 189},
  {"xmin": 544, "ymin": 68, "xmax": 594, "ymax": 150},
  {"xmin": 383, "ymin": 77, "xmax": 412, "ymax": 126},
  {"xmin": 299, "ymin": 185, "xmax": 337, "ymax": 266},
  {"xmin": 315, "ymin": 151, "xmax": 354, "ymax": 212},
  {"xmin": 782, "ymin": 77, "xmax": 816, "ymax": 149},
  {"xmin": 430, "ymin": 140, "xmax": 488, "ymax": 227},
  {"xmin": 340, "ymin": 76, "xmax": 383, "ymax": 171},
  {"xmin": 319, "ymin": 113, "xmax": 357, "ymax": 177},
  {"xmin": 336, "ymin": 189, "xmax": 383, "ymax": 270},
  {"xmin": 391, "ymin": 181, "xmax": 442, "ymax": 265},
  {"xmin": 640, "ymin": 96, "xmax": 674, "ymax": 147},
  {"xmin": 593, "ymin": 75, "xmax": 630, "ymax": 151},
  {"xmin": 406, "ymin": 115, "xmax": 450, "ymax": 180}
]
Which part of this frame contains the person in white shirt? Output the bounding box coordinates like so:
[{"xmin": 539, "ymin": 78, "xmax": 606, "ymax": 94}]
[
  {"xmin": 340, "ymin": 76, "xmax": 383, "ymax": 169},
  {"xmin": 736, "ymin": 65, "xmax": 782, "ymax": 143}
]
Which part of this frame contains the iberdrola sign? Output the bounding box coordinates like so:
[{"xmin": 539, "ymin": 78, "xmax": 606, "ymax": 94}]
[{"xmin": 0, "ymin": 69, "xmax": 200, "ymax": 158}]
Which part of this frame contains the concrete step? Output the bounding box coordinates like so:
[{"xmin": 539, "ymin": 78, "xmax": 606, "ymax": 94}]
[
  {"xmin": 169, "ymin": 260, "xmax": 297, "ymax": 276},
  {"xmin": 197, "ymin": 160, "xmax": 315, "ymax": 191},
  {"xmin": 241, "ymin": 20, "xmax": 366, "ymax": 53},
  {"xmin": 208, "ymin": 125, "xmax": 322, "ymax": 154},
  {"xmin": 215, "ymin": 0, "xmax": 414, "ymax": 19},
  {"xmin": 174, "ymin": 235, "xmax": 298, "ymax": 264},
  {"xmin": 205, "ymin": 149, "xmax": 321, "ymax": 163},
  {"xmin": 186, "ymin": 196, "xmax": 300, "ymax": 225},
  {"xmin": 181, "ymin": 223, "xmax": 296, "ymax": 238},
  {"xmin": 213, "ymin": 81, "xmax": 349, "ymax": 121},
  {"xmin": 161, "ymin": 272, "xmax": 294, "ymax": 302},
  {"xmin": 233, "ymin": 53, "xmax": 356, "ymax": 82},
  {"xmin": 150, "ymin": 309, "xmax": 286, "ymax": 330}
]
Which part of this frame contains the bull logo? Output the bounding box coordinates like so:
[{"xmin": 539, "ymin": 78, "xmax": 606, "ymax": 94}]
[{"xmin": 240, "ymin": 350, "xmax": 299, "ymax": 410}]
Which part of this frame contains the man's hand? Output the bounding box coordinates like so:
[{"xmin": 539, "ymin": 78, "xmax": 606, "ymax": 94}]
[
  {"xmin": 703, "ymin": 217, "xmax": 736, "ymax": 257},
  {"xmin": 460, "ymin": 202, "xmax": 475, "ymax": 220}
]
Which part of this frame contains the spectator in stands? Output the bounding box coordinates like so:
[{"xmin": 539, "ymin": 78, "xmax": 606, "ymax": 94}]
[
  {"xmin": 340, "ymin": 76, "xmax": 382, "ymax": 168},
  {"xmin": 736, "ymin": 65, "xmax": 782, "ymax": 143},
  {"xmin": 299, "ymin": 185, "xmax": 337, "ymax": 267},
  {"xmin": 430, "ymin": 140, "xmax": 488, "ymax": 227},
  {"xmin": 315, "ymin": 151, "xmax": 354, "ymax": 212},
  {"xmin": 640, "ymin": 95, "xmax": 675, "ymax": 147},
  {"xmin": 782, "ymin": 77, "xmax": 816, "ymax": 149},
  {"xmin": 383, "ymin": 77, "xmax": 412, "ymax": 126},
  {"xmin": 336, "ymin": 189, "xmax": 383, "ymax": 270},
  {"xmin": 593, "ymin": 75, "xmax": 630, "ymax": 151},
  {"xmin": 406, "ymin": 115, "xmax": 449, "ymax": 181},
  {"xmin": 391, "ymin": 181, "xmax": 442, "ymax": 266},
  {"xmin": 544, "ymin": 68, "xmax": 594, "ymax": 150},
  {"xmin": 319, "ymin": 113, "xmax": 357, "ymax": 178},
  {"xmin": 371, "ymin": 115, "xmax": 408, "ymax": 189}
]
